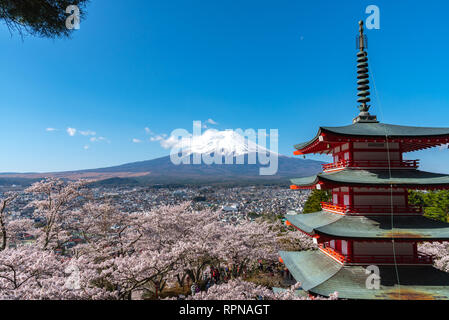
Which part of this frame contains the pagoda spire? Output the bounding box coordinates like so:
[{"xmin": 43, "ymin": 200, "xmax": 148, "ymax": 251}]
[{"xmin": 353, "ymin": 20, "xmax": 378, "ymax": 123}]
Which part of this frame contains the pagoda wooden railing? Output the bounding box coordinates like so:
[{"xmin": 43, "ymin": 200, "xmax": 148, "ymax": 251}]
[
  {"xmin": 320, "ymin": 245, "xmax": 433, "ymax": 265},
  {"xmin": 346, "ymin": 253, "xmax": 433, "ymax": 265},
  {"xmin": 320, "ymin": 202, "xmax": 348, "ymax": 214},
  {"xmin": 322, "ymin": 159, "xmax": 419, "ymax": 172},
  {"xmin": 319, "ymin": 246, "xmax": 346, "ymax": 263},
  {"xmin": 321, "ymin": 202, "xmax": 423, "ymax": 215}
]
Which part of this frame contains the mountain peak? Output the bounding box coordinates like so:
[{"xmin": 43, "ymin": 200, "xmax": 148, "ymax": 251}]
[{"xmin": 178, "ymin": 129, "xmax": 276, "ymax": 157}]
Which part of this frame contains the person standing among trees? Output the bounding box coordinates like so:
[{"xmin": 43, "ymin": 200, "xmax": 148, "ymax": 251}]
[{"xmin": 190, "ymin": 283, "xmax": 197, "ymax": 296}]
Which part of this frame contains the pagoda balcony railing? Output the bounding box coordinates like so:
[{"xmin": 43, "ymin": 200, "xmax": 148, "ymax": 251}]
[
  {"xmin": 319, "ymin": 246, "xmax": 433, "ymax": 265},
  {"xmin": 319, "ymin": 246, "xmax": 346, "ymax": 263},
  {"xmin": 346, "ymin": 253, "xmax": 433, "ymax": 265},
  {"xmin": 322, "ymin": 160, "xmax": 419, "ymax": 172},
  {"xmin": 320, "ymin": 202, "xmax": 423, "ymax": 215}
]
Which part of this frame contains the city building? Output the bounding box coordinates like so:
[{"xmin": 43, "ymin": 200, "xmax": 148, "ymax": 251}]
[
  {"xmin": 280, "ymin": 21, "xmax": 449, "ymax": 300},
  {"xmin": 222, "ymin": 203, "xmax": 239, "ymax": 212}
]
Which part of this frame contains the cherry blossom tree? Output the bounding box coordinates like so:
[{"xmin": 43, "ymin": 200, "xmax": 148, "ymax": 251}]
[
  {"xmin": 419, "ymin": 242, "xmax": 449, "ymax": 272},
  {"xmin": 0, "ymin": 246, "xmax": 71, "ymax": 300},
  {"xmin": 66, "ymin": 202, "xmax": 165, "ymax": 299},
  {"xmin": 0, "ymin": 193, "xmax": 18, "ymax": 250},
  {"xmin": 68, "ymin": 202, "xmax": 315, "ymax": 299},
  {"xmin": 278, "ymin": 224, "xmax": 316, "ymax": 252},
  {"xmin": 25, "ymin": 178, "xmax": 91, "ymax": 251},
  {"xmin": 67, "ymin": 202, "xmax": 209, "ymax": 299},
  {"xmin": 0, "ymin": 178, "xmax": 319, "ymax": 300},
  {"xmin": 214, "ymin": 220, "xmax": 280, "ymax": 277},
  {"xmin": 188, "ymin": 279, "xmax": 338, "ymax": 300}
]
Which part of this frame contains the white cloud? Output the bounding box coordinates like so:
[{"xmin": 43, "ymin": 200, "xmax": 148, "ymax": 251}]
[
  {"xmin": 144, "ymin": 127, "xmax": 153, "ymax": 135},
  {"xmin": 45, "ymin": 128, "xmax": 57, "ymax": 132},
  {"xmin": 79, "ymin": 130, "xmax": 96, "ymax": 136},
  {"xmin": 90, "ymin": 136, "xmax": 109, "ymax": 143},
  {"xmin": 150, "ymin": 134, "xmax": 167, "ymax": 142},
  {"xmin": 159, "ymin": 135, "xmax": 182, "ymax": 149},
  {"xmin": 150, "ymin": 134, "xmax": 178, "ymax": 149},
  {"xmin": 206, "ymin": 118, "xmax": 218, "ymax": 125},
  {"xmin": 132, "ymin": 138, "xmax": 142, "ymax": 143},
  {"xmin": 67, "ymin": 127, "xmax": 77, "ymax": 136},
  {"xmin": 83, "ymin": 145, "xmax": 89, "ymax": 150}
]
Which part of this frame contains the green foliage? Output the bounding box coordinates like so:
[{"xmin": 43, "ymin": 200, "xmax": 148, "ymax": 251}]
[
  {"xmin": 408, "ymin": 190, "xmax": 425, "ymax": 207},
  {"xmin": 253, "ymin": 213, "xmax": 284, "ymax": 223},
  {"xmin": 0, "ymin": 0, "xmax": 89, "ymax": 38},
  {"xmin": 303, "ymin": 189, "xmax": 330, "ymax": 214},
  {"xmin": 409, "ymin": 190, "xmax": 449, "ymax": 222}
]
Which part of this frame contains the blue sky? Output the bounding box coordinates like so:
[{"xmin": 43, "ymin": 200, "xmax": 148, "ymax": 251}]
[{"xmin": 1, "ymin": 0, "xmax": 449, "ymax": 173}]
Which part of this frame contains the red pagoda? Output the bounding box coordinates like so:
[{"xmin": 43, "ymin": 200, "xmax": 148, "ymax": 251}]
[{"xmin": 280, "ymin": 21, "xmax": 449, "ymax": 300}]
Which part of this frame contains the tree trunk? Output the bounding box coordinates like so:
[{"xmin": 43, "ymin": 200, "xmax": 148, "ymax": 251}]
[{"xmin": 0, "ymin": 200, "xmax": 9, "ymax": 251}]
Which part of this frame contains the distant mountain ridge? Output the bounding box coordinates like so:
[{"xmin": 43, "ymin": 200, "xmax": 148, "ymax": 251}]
[
  {"xmin": 0, "ymin": 154, "xmax": 324, "ymax": 186},
  {"xmin": 0, "ymin": 130, "xmax": 325, "ymax": 186},
  {"xmin": 92, "ymin": 153, "xmax": 324, "ymax": 184}
]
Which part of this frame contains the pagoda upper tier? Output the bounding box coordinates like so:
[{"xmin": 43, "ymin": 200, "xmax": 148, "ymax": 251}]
[{"xmin": 294, "ymin": 122, "xmax": 449, "ymax": 155}]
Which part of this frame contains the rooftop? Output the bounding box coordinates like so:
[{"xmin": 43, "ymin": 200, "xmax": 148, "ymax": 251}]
[
  {"xmin": 290, "ymin": 169, "xmax": 449, "ymax": 189},
  {"xmin": 286, "ymin": 211, "xmax": 449, "ymax": 240},
  {"xmin": 294, "ymin": 122, "xmax": 449, "ymax": 154}
]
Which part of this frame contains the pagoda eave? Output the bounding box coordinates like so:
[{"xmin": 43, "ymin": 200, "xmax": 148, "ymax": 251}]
[
  {"xmin": 294, "ymin": 124, "xmax": 449, "ymax": 155},
  {"xmin": 286, "ymin": 211, "xmax": 449, "ymax": 241},
  {"xmin": 290, "ymin": 169, "xmax": 449, "ymax": 191},
  {"xmin": 291, "ymin": 181, "xmax": 449, "ymax": 191}
]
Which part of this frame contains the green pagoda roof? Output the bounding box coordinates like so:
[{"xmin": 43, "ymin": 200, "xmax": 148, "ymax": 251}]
[
  {"xmin": 324, "ymin": 122, "xmax": 449, "ymax": 138},
  {"xmin": 286, "ymin": 211, "xmax": 342, "ymax": 234},
  {"xmin": 290, "ymin": 169, "xmax": 449, "ymax": 188},
  {"xmin": 279, "ymin": 250, "xmax": 341, "ymax": 291},
  {"xmin": 294, "ymin": 122, "xmax": 449, "ymax": 151},
  {"xmin": 286, "ymin": 211, "xmax": 449, "ymax": 240},
  {"xmin": 280, "ymin": 250, "xmax": 449, "ymax": 300}
]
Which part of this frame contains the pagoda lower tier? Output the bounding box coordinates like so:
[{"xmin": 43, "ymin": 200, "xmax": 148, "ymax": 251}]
[
  {"xmin": 279, "ymin": 250, "xmax": 449, "ymax": 300},
  {"xmin": 285, "ymin": 210, "xmax": 449, "ymax": 266},
  {"xmin": 281, "ymin": 167, "xmax": 449, "ymax": 300}
]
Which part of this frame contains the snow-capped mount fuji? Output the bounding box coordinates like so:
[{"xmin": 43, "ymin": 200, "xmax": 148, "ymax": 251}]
[
  {"xmin": 0, "ymin": 130, "xmax": 325, "ymax": 186},
  {"xmin": 177, "ymin": 129, "xmax": 274, "ymax": 158},
  {"xmin": 80, "ymin": 129, "xmax": 323, "ymax": 185}
]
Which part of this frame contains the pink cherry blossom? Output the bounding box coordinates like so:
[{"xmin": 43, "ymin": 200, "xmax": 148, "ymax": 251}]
[{"xmin": 0, "ymin": 178, "xmax": 322, "ymax": 300}]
